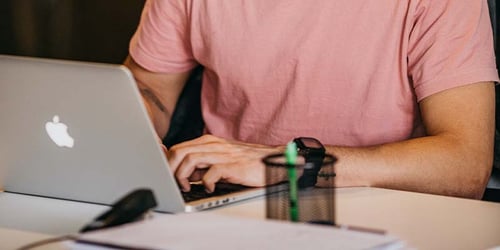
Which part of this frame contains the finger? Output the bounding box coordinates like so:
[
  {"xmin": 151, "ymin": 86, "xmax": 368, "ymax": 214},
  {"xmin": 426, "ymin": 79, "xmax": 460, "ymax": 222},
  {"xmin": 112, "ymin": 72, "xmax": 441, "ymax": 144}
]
[
  {"xmin": 204, "ymin": 161, "xmax": 269, "ymax": 193},
  {"xmin": 188, "ymin": 169, "xmax": 207, "ymax": 182},
  {"xmin": 160, "ymin": 144, "xmax": 168, "ymax": 155},
  {"xmin": 175, "ymin": 152, "xmax": 229, "ymax": 192},
  {"xmin": 154, "ymin": 134, "xmax": 169, "ymax": 155},
  {"xmin": 201, "ymin": 164, "xmax": 231, "ymax": 193},
  {"xmin": 167, "ymin": 142, "xmax": 229, "ymax": 173},
  {"xmin": 202, "ymin": 163, "xmax": 251, "ymax": 193}
]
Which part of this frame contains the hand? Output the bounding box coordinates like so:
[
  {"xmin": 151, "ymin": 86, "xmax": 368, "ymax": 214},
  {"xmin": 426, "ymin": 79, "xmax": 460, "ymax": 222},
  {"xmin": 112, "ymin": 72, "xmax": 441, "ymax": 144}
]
[
  {"xmin": 166, "ymin": 135, "xmax": 283, "ymax": 193},
  {"xmin": 156, "ymin": 135, "xmax": 168, "ymax": 156}
]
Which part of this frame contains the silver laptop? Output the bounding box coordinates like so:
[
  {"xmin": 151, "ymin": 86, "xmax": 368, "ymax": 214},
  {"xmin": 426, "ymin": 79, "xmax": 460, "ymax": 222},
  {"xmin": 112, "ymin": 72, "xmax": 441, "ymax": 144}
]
[{"xmin": 0, "ymin": 55, "xmax": 265, "ymax": 213}]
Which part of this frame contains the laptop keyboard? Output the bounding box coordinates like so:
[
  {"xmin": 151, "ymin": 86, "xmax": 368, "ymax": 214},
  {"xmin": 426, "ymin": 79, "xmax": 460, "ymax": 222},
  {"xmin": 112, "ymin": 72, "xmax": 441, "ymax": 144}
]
[{"xmin": 182, "ymin": 183, "xmax": 248, "ymax": 202}]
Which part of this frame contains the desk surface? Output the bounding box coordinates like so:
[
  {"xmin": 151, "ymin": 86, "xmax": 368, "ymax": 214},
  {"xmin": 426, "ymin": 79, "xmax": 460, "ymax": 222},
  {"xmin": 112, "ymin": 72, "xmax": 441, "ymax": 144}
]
[{"xmin": 1, "ymin": 187, "xmax": 499, "ymax": 250}]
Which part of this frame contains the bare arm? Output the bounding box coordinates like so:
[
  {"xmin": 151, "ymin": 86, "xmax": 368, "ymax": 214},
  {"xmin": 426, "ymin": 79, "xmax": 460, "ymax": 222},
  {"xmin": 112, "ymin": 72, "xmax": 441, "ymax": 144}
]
[
  {"xmin": 124, "ymin": 55, "xmax": 192, "ymax": 139},
  {"xmin": 322, "ymin": 82, "xmax": 495, "ymax": 199}
]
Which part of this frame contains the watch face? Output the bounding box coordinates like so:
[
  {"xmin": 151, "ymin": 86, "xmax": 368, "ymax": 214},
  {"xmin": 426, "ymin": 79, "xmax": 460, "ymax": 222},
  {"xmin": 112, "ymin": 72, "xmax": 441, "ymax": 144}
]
[{"xmin": 298, "ymin": 137, "xmax": 323, "ymax": 149}]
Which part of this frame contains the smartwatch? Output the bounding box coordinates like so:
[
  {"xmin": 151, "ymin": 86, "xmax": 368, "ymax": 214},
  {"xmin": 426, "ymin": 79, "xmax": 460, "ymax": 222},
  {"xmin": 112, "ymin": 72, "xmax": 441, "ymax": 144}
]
[{"xmin": 293, "ymin": 137, "xmax": 326, "ymax": 188}]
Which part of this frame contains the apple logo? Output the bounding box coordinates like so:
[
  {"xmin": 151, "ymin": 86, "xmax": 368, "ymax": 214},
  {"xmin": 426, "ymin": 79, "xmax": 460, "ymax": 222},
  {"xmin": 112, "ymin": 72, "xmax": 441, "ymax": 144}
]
[{"xmin": 45, "ymin": 115, "xmax": 74, "ymax": 148}]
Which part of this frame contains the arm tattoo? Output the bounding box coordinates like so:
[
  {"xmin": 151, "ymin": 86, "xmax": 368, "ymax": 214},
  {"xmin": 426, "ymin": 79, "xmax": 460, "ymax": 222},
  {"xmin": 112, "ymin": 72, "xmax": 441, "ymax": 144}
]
[{"xmin": 140, "ymin": 88, "xmax": 166, "ymax": 113}]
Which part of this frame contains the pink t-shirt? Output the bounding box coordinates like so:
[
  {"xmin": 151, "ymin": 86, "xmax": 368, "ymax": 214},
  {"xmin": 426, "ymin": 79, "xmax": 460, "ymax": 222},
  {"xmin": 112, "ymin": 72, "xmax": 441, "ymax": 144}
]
[{"xmin": 130, "ymin": 0, "xmax": 499, "ymax": 147}]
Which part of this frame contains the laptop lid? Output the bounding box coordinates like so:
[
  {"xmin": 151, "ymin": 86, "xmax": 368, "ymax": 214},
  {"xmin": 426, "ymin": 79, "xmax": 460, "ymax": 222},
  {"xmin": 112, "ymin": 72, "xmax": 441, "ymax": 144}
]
[{"xmin": 0, "ymin": 55, "xmax": 263, "ymax": 213}]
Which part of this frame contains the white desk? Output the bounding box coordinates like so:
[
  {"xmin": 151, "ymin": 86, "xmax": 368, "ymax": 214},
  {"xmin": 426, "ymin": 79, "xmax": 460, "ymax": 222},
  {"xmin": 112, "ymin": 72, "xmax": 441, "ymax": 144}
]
[{"xmin": 1, "ymin": 187, "xmax": 499, "ymax": 250}]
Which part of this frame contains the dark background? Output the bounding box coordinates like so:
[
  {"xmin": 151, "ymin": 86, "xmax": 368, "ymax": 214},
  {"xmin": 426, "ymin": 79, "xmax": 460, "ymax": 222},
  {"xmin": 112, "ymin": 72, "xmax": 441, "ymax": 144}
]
[{"xmin": 0, "ymin": 0, "xmax": 145, "ymax": 64}]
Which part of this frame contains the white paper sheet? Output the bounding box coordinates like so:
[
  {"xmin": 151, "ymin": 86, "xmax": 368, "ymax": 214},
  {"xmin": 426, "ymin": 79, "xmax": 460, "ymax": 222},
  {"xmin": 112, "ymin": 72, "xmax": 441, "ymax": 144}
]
[{"xmin": 72, "ymin": 213, "xmax": 405, "ymax": 250}]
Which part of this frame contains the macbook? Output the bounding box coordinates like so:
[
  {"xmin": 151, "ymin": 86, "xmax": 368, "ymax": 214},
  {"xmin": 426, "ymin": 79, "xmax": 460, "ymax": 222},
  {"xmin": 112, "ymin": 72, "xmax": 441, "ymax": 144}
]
[{"xmin": 0, "ymin": 55, "xmax": 265, "ymax": 213}]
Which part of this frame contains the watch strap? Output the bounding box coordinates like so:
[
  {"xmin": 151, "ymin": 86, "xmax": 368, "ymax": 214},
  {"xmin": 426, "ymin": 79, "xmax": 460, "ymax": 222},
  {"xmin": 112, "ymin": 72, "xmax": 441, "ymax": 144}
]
[{"xmin": 297, "ymin": 153, "xmax": 324, "ymax": 188}]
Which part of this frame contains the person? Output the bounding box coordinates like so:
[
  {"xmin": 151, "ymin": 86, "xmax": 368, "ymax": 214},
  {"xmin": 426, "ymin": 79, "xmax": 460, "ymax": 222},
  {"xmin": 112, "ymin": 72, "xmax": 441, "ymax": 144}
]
[{"xmin": 124, "ymin": 0, "xmax": 499, "ymax": 199}]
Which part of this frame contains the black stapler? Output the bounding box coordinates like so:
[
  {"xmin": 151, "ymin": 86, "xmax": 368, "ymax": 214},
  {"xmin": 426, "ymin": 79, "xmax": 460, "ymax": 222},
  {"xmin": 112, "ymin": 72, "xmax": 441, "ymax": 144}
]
[{"xmin": 80, "ymin": 188, "xmax": 158, "ymax": 233}]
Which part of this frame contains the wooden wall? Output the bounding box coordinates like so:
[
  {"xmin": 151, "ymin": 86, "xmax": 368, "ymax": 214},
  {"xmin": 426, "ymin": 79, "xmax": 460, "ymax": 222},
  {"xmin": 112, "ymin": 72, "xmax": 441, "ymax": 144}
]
[{"xmin": 0, "ymin": 0, "xmax": 145, "ymax": 64}]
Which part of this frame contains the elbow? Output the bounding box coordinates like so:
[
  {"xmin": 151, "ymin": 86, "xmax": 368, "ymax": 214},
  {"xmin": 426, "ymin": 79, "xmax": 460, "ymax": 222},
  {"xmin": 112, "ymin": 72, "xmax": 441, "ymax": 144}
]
[
  {"xmin": 464, "ymin": 173, "xmax": 490, "ymax": 200},
  {"xmin": 448, "ymin": 129, "xmax": 494, "ymax": 199},
  {"xmin": 456, "ymin": 153, "xmax": 492, "ymax": 200},
  {"xmin": 470, "ymin": 164, "xmax": 492, "ymax": 200}
]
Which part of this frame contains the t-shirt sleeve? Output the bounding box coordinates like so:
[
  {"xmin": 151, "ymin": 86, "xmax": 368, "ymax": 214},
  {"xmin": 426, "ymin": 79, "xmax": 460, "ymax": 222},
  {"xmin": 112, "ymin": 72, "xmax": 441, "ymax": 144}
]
[
  {"xmin": 129, "ymin": 0, "xmax": 197, "ymax": 73},
  {"xmin": 408, "ymin": 0, "xmax": 499, "ymax": 102}
]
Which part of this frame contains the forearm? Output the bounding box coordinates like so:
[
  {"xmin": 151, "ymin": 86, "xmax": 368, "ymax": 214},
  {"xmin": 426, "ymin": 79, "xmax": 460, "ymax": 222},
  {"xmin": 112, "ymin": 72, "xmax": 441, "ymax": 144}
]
[{"xmin": 320, "ymin": 134, "xmax": 493, "ymax": 199}]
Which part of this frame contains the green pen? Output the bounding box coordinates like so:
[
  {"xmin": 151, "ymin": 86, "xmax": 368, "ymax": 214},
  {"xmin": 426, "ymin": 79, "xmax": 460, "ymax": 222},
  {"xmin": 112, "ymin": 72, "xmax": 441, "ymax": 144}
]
[{"xmin": 285, "ymin": 141, "xmax": 299, "ymax": 222}]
